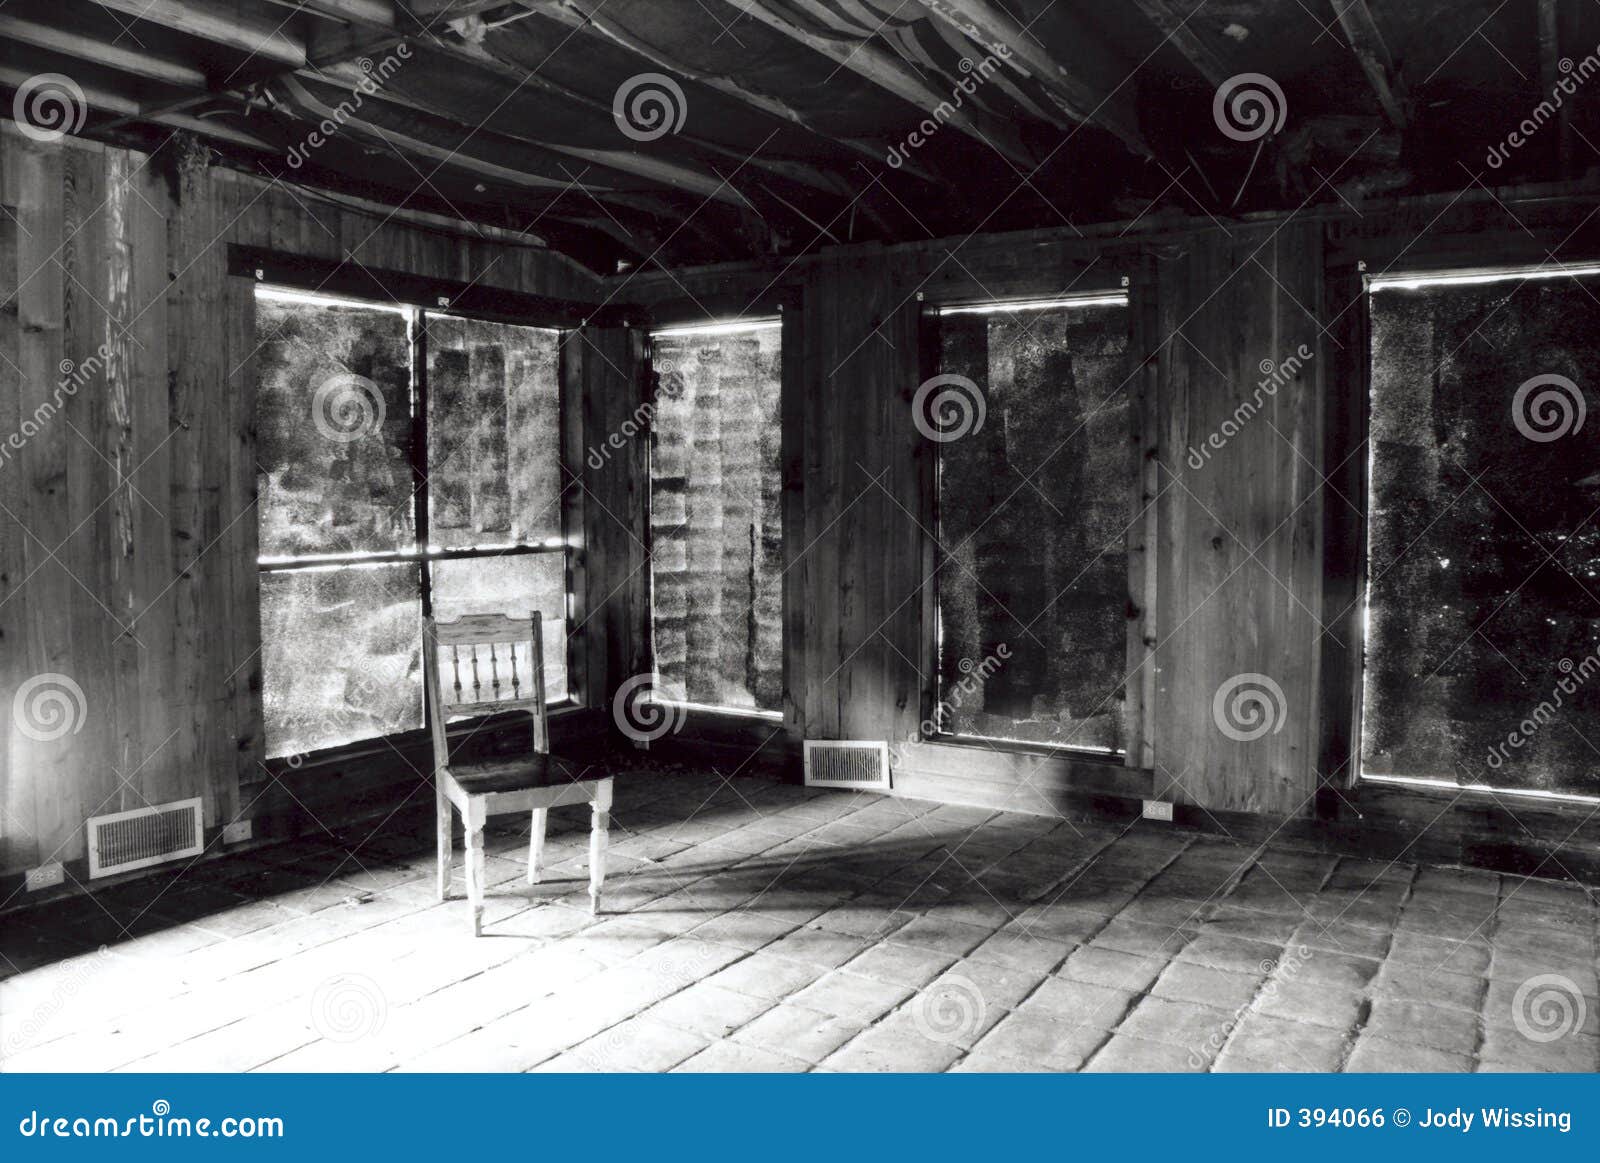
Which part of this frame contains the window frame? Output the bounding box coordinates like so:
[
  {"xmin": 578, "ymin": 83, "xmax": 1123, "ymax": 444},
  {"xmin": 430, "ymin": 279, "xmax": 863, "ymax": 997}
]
[
  {"xmin": 1332, "ymin": 256, "xmax": 1600, "ymax": 808},
  {"xmin": 643, "ymin": 314, "xmax": 787, "ymax": 723},
  {"xmin": 251, "ymin": 278, "xmax": 582, "ymax": 765},
  {"xmin": 917, "ymin": 286, "xmax": 1150, "ymax": 765}
]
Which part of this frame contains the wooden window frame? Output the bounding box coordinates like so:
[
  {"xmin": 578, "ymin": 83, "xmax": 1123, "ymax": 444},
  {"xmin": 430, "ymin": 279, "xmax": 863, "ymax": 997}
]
[
  {"xmin": 242, "ymin": 251, "xmax": 618, "ymax": 769},
  {"xmin": 914, "ymin": 281, "xmax": 1156, "ymax": 771}
]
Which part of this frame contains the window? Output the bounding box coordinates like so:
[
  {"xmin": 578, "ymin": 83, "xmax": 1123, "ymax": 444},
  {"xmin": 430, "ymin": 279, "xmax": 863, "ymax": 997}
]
[
  {"xmin": 647, "ymin": 320, "xmax": 783, "ymax": 716},
  {"xmin": 256, "ymin": 289, "xmax": 570, "ymax": 760},
  {"xmin": 931, "ymin": 295, "xmax": 1133, "ymax": 752},
  {"xmin": 1363, "ymin": 267, "xmax": 1600, "ymax": 801}
]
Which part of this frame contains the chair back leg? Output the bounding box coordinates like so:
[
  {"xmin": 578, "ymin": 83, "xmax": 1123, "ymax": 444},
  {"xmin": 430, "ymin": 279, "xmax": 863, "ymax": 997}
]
[
  {"xmin": 528, "ymin": 808, "xmax": 548, "ymax": 884},
  {"xmin": 464, "ymin": 799, "xmax": 488, "ymax": 936},
  {"xmin": 588, "ymin": 779, "xmax": 613, "ymax": 915},
  {"xmin": 435, "ymin": 782, "xmax": 453, "ymax": 902}
]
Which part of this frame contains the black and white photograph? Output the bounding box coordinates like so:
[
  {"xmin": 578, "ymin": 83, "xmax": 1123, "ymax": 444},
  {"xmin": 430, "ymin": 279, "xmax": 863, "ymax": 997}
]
[{"xmin": 1, "ymin": 0, "xmax": 1598, "ymax": 1090}]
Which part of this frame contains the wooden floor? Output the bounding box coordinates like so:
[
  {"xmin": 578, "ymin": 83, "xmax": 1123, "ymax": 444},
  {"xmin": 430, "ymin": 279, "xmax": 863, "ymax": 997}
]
[{"xmin": 2, "ymin": 772, "xmax": 1597, "ymax": 1072}]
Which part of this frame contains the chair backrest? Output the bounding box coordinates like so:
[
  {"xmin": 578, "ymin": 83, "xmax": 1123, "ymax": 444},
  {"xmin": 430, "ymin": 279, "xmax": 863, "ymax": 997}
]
[{"xmin": 422, "ymin": 612, "xmax": 548, "ymax": 771}]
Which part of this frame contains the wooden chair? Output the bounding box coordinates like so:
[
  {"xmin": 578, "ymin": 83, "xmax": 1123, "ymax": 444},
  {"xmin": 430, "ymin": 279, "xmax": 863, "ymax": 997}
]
[{"xmin": 423, "ymin": 611, "xmax": 613, "ymax": 936}]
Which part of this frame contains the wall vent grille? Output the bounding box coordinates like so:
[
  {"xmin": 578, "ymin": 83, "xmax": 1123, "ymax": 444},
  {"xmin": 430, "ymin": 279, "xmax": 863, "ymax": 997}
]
[
  {"xmin": 803, "ymin": 741, "xmax": 891, "ymax": 791},
  {"xmin": 87, "ymin": 798, "xmax": 205, "ymax": 879}
]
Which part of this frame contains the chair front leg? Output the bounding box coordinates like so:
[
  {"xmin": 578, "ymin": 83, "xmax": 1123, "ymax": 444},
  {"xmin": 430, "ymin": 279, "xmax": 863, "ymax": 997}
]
[
  {"xmin": 465, "ymin": 799, "xmax": 488, "ymax": 937},
  {"xmin": 435, "ymin": 781, "xmax": 453, "ymax": 902},
  {"xmin": 528, "ymin": 808, "xmax": 548, "ymax": 884},
  {"xmin": 588, "ymin": 779, "xmax": 613, "ymax": 915}
]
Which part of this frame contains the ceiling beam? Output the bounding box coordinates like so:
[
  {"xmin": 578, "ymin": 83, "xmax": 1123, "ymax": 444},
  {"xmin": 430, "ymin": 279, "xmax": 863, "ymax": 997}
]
[
  {"xmin": 1332, "ymin": 0, "xmax": 1408, "ymax": 129},
  {"xmin": 1131, "ymin": 0, "xmax": 1229, "ymax": 87},
  {"xmin": 910, "ymin": 0, "xmax": 1150, "ymax": 157},
  {"xmin": 0, "ymin": 65, "xmax": 272, "ymax": 150},
  {"xmin": 279, "ymin": 75, "xmax": 614, "ymax": 193},
  {"xmin": 516, "ymin": 0, "xmax": 916, "ymax": 184},
  {"xmin": 309, "ymin": 61, "xmax": 745, "ymax": 204},
  {"xmin": 89, "ymin": 0, "xmax": 307, "ymax": 68},
  {"xmin": 720, "ymin": 0, "xmax": 1040, "ymax": 171},
  {"xmin": 0, "ymin": 14, "xmax": 209, "ymax": 89}
]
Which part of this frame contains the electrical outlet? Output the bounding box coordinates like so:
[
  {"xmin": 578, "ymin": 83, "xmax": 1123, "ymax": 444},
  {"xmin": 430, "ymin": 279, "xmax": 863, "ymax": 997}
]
[
  {"xmin": 223, "ymin": 820, "xmax": 252, "ymax": 845},
  {"xmin": 1141, "ymin": 799, "xmax": 1174, "ymax": 822},
  {"xmin": 25, "ymin": 862, "xmax": 64, "ymax": 891}
]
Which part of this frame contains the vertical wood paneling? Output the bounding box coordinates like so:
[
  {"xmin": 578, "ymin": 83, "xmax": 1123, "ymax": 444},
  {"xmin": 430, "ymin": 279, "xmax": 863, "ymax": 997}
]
[
  {"xmin": 0, "ymin": 128, "xmax": 603, "ymax": 878},
  {"xmin": 1154, "ymin": 222, "xmax": 1326, "ymax": 816}
]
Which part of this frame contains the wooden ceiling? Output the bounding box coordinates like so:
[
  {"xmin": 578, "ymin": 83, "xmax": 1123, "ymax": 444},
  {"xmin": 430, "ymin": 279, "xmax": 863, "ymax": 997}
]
[{"xmin": 2, "ymin": 1, "xmax": 1596, "ymax": 272}]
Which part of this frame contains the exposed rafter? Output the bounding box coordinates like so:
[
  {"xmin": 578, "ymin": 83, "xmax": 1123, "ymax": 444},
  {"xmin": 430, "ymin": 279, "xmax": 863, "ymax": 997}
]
[
  {"xmin": 910, "ymin": 0, "xmax": 1150, "ymax": 157},
  {"xmin": 720, "ymin": 0, "xmax": 1041, "ymax": 172},
  {"xmin": 308, "ymin": 62, "xmax": 746, "ymax": 204},
  {"xmin": 1131, "ymin": 0, "xmax": 1229, "ymax": 87},
  {"xmin": 89, "ymin": 0, "xmax": 307, "ymax": 68},
  {"xmin": 0, "ymin": 64, "xmax": 271, "ymax": 151},
  {"xmin": 515, "ymin": 0, "xmax": 921, "ymax": 184},
  {"xmin": 1332, "ymin": 0, "xmax": 1408, "ymax": 130},
  {"xmin": 0, "ymin": 15, "xmax": 209, "ymax": 89}
]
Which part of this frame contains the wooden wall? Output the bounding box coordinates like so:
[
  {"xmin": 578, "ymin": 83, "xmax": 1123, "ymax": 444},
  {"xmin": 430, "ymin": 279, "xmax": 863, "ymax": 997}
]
[
  {"xmin": 6, "ymin": 117, "xmax": 1600, "ymax": 891},
  {"xmin": 0, "ymin": 126, "xmax": 600, "ymax": 881},
  {"xmin": 618, "ymin": 192, "xmax": 1600, "ymax": 830}
]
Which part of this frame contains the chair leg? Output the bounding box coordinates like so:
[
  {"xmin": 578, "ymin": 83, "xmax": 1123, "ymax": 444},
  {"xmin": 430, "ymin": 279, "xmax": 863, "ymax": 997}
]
[
  {"xmin": 588, "ymin": 779, "xmax": 612, "ymax": 915},
  {"xmin": 435, "ymin": 785, "xmax": 453, "ymax": 903},
  {"xmin": 465, "ymin": 801, "xmax": 487, "ymax": 937},
  {"xmin": 527, "ymin": 808, "xmax": 547, "ymax": 884}
]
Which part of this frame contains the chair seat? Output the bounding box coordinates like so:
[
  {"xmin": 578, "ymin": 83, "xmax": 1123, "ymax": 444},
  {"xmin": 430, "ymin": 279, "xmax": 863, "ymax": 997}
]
[{"xmin": 446, "ymin": 752, "xmax": 595, "ymax": 795}]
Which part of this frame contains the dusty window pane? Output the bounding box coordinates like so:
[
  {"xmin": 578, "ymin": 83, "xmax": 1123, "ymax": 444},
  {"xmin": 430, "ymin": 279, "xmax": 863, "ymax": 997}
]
[
  {"xmin": 261, "ymin": 563, "xmax": 422, "ymax": 758},
  {"xmin": 936, "ymin": 302, "xmax": 1130, "ymax": 751},
  {"xmin": 255, "ymin": 296, "xmax": 415, "ymax": 558},
  {"xmin": 1364, "ymin": 279, "xmax": 1600, "ymax": 798},
  {"xmin": 427, "ymin": 316, "xmax": 563, "ymax": 549},
  {"xmin": 649, "ymin": 324, "xmax": 783, "ymax": 711},
  {"xmin": 430, "ymin": 555, "xmax": 569, "ymax": 702}
]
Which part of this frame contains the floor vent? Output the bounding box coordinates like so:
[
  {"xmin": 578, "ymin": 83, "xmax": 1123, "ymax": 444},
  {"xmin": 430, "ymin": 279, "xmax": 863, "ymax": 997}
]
[
  {"xmin": 803, "ymin": 741, "xmax": 891, "ymax": 791},
  {"xmin": 88, "ymin": 798, "xmax": 205, "ymax": 879}
]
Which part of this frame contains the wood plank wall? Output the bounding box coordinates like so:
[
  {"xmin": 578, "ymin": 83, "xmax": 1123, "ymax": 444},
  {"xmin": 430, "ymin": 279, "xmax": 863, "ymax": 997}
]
[
  {"xmin": 0, "ymin": 127, "xmax": 600, "ymax": 879},
  {"xmin": 614, "ymin": 206, "xmax": 1584, "ymax": 825}
]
